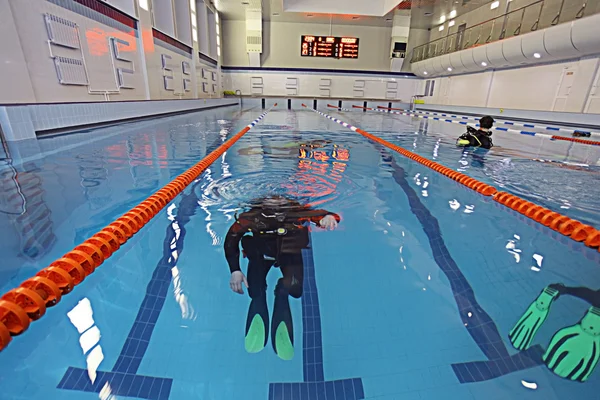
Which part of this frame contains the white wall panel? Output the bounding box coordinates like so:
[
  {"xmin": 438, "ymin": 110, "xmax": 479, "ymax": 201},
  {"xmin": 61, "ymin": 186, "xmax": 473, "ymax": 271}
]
[
  {"xmin": 0, "ymin": 0, "xmax": 36, "ymax": 103},
  {"xmin": 446, "ymin": 72, "xmax": 492, "ymax": 107},
  {"xmin": 486, "ymin": 63, "xmax": 564, "ymax": 110},
  {"xmin": 419, "ymin": 56, "xmax": 600, "ymax": 114},
  {"xmin": 9, "ymin": 0, "xmax": 147, "ymax": 103},
  {"xmin": 564, "ymin": 57, "xmax": 600, "ymax": 113},
  {"xmin": 223, "ymin": 71, "xmax": 418, "ymax": 101}
]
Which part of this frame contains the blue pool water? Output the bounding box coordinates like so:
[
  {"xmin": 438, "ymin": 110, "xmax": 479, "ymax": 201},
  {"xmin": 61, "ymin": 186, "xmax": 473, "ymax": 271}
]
[{"xmin": 0, "ymin": 105, "xmax": 599, "ymax": 400}]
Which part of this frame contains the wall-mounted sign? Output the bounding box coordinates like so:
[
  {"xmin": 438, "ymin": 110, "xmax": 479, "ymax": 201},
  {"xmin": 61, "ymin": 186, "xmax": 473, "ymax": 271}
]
[{"xmin": 301, "ymin": 36, "xmax": 359, "ymax": 59}]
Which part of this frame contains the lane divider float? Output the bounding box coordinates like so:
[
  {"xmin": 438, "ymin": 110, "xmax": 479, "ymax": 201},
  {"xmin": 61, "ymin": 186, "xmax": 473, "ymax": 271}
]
[
  {"xmin": 371, "ymin": 106, "xmax": 600, "ymax": 146},
  {"xmin": 305, "ymin": 104, "xmax": 600, "ymax": 251},
  {"xmin": 329, "ymin": 105, "xmax": 595, "ymax": 169},
  {"xmin": 381, "ymin": 106, "xmax": 600, "ymax": 139},
  {"xmin": 0, "ymin": 106, "xmax": 276, "ymax": 352}
]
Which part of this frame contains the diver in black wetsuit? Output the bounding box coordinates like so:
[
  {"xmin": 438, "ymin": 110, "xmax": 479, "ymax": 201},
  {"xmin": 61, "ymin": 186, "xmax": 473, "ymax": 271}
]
[
  {"xmin": 224, "ymin": 196, "xmax": 340, "ymax": 360},
  {"xmin": 457, "ymin": 116, "xmax": 494, "ymax": 149}
]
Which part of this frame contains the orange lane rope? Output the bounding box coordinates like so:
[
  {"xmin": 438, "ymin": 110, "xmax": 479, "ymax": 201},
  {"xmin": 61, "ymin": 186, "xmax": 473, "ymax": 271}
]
[
  {"xmin": 303, "ymin": 105, "xmax": 600, "ymax": 253},
  {"xmin": 550, "ymin": 135, "xmax": 600, "ymax": 146},
  {"xmin": 0, "ymin": 106, "xmax": 276, "ymax": 352}
]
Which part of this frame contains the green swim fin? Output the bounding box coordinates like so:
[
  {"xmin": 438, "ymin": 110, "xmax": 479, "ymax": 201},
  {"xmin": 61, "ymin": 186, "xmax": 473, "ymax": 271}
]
[
  {"xmin": 272, "ymin": 291, "xmax": 294, "ymax": 361},
  {"xmin": 245, "ymin": 296, "xmax": 269, "ymax": 353},
  {"xmin": 457, "ymin": 139, "xmax": 471, "ymax": 146},
  {"xmin": 543, "ymin": 306, "xmax": 600, "ymax": 382},
  {"xmin": 509, "ymin": 286, "xmax": 559, "ymax": 350}
]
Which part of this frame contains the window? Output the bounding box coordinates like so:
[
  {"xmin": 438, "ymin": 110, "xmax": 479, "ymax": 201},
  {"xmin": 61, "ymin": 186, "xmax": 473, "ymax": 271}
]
[{"xmin": 216, "ymin": 11, "xmax": 221, "ymax": 58}]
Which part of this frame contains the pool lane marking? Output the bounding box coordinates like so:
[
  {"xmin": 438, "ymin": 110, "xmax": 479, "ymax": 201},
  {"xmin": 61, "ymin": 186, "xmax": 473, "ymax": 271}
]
[
  {"xmin": 376, "ymin": 147, "xmax": 544, "ymax": 383},
  {"xmin": 57, "ymin": 175, "xmax": 207, "ymax": 400},
  {"xmin": 380, "ymin": 106, "xmax": 600, "ymax": 138},
  {"xmin": 268, "ymin": 234, "xmax": 365, "ymax": 400},
  {"xmin": 352, "ymin": 105, "xmax": 600, "ymax": 146},
  {"xmin": 312, "ymin": 105, "xmax": 600, "ymax": 250},
  {"xmin": 56, "ymin": 111, "xmax": 273, "ymax": 399},
  {"xmin": 0, "ymin": 108, "xmax": 273, "ymax": 353}
]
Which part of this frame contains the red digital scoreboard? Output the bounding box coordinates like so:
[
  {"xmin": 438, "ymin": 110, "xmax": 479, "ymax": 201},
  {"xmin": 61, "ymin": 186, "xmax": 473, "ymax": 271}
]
[{"xmin": 301, "ymin": 36, "xmax": 359, "ymax": 59}]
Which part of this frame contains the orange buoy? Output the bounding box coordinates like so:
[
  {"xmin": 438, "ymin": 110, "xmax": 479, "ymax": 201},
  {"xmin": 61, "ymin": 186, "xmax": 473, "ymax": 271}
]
[
  {"xmin": 105, "ymin": 223, "xmax": 128, "ymax": 243},
  {"xmin": 524, "ymin": 205, "xmax": 543, "ymax": 219},
  {"xmin": 96, "ymin": 231, "xmax": 120, "ymax": 253},
  {"xmin": 570, "ymin": 224, "xmax": 595, "ymax": 242},
  {"xmin": 558, "ymin": 219, "xmax": 582, "ymax": 236},
  {"xmin": 584, "ymin": 230, "xmax": 600, "ymax": 248},
  {"xmin": 37, "ymin": 267, "xmax": 74, "ymax": 294},
  {"xmin": 86, "ymin": 236, "xmax": 113, "ymax": 259},
  {"xmin": 549, "ymin": 215, "xmax": 571, "ymax": 232},
  {"xmin": 540, "ymin": 211, "xmax": 560, "ymax": 227},
  {"xmin": 21, "ymin": 276, "xmax": 61, "ymax": 307},
  {"xmin": 0, "ymin": 321, "xmax": 11, "ymax": 351},
  {"xmin": 124, "ymin": 211, "xmax": 144, "ymax": 228},
  {"xmin": 118, "ymin": 215, "xmax": 139, "ymax": 234},
  {"xmin": 0, "ymin": 300, "xmax": 30, "ymax": 335},
  {"xmin": 49, "ymin": 258, "xmax": 86, "ymax": 285},
  {"xmin": 132, "ymin": 206, "xmax": 150, "ymax": 223},
  {"xmin": 479, "ymin": 185, "xmax": 497, "ymax": 196},
  {"xmin": 74, "ymin": 242, "xmax": 105, "ymax": 268},
  {"xmin": 2, "ymin": 287, "xmax": 46, "ymax": 321}
]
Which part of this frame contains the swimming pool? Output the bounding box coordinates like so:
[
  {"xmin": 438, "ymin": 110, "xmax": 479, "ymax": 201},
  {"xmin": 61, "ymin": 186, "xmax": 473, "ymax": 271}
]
[{"xmin": 0, "ymin": 105, "xmax": 599, "ymax": 400}]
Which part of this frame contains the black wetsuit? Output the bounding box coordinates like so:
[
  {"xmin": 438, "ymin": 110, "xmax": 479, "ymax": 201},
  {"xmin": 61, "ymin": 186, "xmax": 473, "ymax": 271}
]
[
  {"xmin": 457, "ymin": 126, "xmax": 493, "ymax": 149},
  {"xmin": 224, "ymin": 200, "xmax": 340, "ymax": 357},
  {"xmin": 224, "ymin": 203, "xmax": 340, "ymax": 299}
]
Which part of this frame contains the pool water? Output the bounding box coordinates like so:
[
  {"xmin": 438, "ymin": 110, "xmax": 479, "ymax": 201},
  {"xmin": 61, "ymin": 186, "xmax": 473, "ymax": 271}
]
[{"xmin": 0, "ymin": 106, "xmax": 599, "ymax": 400}]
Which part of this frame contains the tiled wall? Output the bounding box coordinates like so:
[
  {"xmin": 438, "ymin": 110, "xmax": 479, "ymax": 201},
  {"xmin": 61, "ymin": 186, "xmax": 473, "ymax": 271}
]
[
  {"xmin": 0, "ymin": 98, "xmax": 238, "ymax": 141},
  {"xmin": 0, "ymin": 0, "xmax": 222, "ymax": 104}
]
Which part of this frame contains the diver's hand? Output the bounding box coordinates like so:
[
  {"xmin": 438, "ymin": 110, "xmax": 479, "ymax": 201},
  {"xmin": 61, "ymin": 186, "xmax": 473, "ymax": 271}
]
[
  {"xmin": 319, "ymin": 215, "xmax": 338, "ymax": 230},
  {"xmin": 230, "ymin": 271, "xmax": 248, "ymax": 294}
]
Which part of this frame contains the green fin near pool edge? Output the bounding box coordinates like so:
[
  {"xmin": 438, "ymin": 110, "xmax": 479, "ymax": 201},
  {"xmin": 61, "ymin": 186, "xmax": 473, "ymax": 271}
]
[
  {"xmin": 509, "ymin": 286, "xmax": 559, "ymax": 350},
  {"xmin": 274, "ymin": 321, "xmax": 294, "ymax": 360},
  {"xmin": 245, "ymin": 296, "xmax": 269, "ymax": 354},
  {"xmin": 543, "ymin": 306, "xmax": 600, "ymax": 382},
  {"xmin": 457, "ymin": 139, "xmax": 471, "ymax": 146},
  {"xmin": 245, "ymin": 313, "xmax": 267, "ymax": 353}
]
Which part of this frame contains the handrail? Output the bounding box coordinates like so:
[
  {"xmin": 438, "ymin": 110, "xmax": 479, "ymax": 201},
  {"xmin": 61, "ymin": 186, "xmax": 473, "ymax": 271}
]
[
  {"xmin": 0, "ymin": 106, "xmax": 276, "ymax": 352},
  {"xmin": 410, "ymin": 0, "xmax": 595, "ymax": 63},
  {"xmin": 413, "ymin": 0, "xmax": 544, "ymax": 61}
]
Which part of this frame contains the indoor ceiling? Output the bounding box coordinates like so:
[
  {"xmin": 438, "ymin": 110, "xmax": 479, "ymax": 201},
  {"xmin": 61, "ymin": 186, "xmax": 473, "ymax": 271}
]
[
  {"xmin": 215, "ymin": 0, "xmax": 495, "ymax": 28},
  {"xmin": 215, "ymin": 0, "xmax": 399, "ymax": 26},
  {"xmin": 409, "ymin": 0, "xmax": 496, "ymax": 29}
]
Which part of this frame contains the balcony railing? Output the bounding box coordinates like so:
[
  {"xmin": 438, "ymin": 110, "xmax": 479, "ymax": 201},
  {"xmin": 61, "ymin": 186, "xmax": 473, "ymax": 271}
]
[{"xmin": 411, "ymin": 0, "xmax": 600, "ymax": 63}]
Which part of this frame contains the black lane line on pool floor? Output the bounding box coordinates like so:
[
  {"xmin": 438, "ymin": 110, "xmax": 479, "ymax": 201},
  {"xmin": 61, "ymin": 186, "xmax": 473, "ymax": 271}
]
[
  {"xmin": 256, "ymin": 110, "xmax": 364, "ymax": 399},
  {"xmin": 268, "ymin": 233, "xmax": 365, "ymax": 400},
  {"xmin": 56, "ymin": 123, "xmax": 234, "ymax": 400},
  {"xmin": 377, "ymin": 146, "xmax": 544, "ymax": 383}
]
